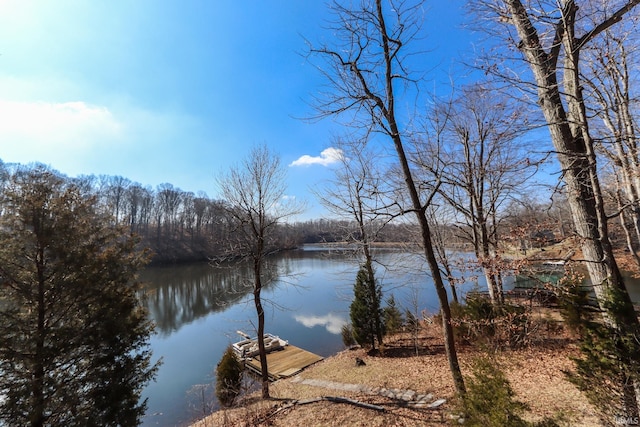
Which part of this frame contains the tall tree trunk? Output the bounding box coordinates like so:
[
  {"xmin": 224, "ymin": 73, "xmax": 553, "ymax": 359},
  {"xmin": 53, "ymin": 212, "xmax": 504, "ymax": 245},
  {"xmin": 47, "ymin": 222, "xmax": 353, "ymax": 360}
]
[
  {"xmin": 429, "ymin": 210, "xmax": 460, "ymax": 304},
  {"xmin": 372, "ymin": 0, "xmax": 465, "ymax": 394},
  {"xmin": 563, "ymin": 11, "xmax": 640, "ymax": 417},
  {"xmin": 443, "ymin": 262, "xmax": 460, "ymax": 305},
  {"xmin": 506, "ymin": 0, "xmax": 640, "ymax": 416},
  {"xmin": 506, "ymin": 0, "xmax": 638, "ymax": 318},
  {"xmin": 310, "ymin": 0, "xmax": 466, "ymax": 396},
  {"xmin": 390, "ymin": 128, "xmax": 466, "ymax": 394},
  {"xmin": 479, "ymin": 222, "xmax": 503, "ymax": 305},
  {"xmin": 254, "ymin": 260, "xmax": 269, "ymax": 399}
]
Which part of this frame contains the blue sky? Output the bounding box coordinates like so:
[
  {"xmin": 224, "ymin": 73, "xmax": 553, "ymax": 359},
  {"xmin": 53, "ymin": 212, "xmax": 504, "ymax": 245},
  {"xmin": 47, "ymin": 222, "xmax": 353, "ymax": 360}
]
[{"xmin": 0, "ymin": 0, "xmax": 472, "ymax": 219}]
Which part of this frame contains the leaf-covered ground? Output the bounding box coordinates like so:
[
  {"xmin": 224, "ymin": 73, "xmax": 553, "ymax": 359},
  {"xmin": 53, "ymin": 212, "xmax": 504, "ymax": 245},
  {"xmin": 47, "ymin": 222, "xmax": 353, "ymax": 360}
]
[{"xmin": 192, "ymin": 316, "xmax": 600, "ymax": 427}]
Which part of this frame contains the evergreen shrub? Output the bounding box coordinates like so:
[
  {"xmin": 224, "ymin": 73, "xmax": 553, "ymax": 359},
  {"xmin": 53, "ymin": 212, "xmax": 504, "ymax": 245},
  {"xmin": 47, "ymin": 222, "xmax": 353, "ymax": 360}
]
[
  {"xmin": 460, "ymin": 357, "xmax": 560, "ymax": 427},
  {"xmin": 215, "ymin": 346, "xmax": 244, "ymax": 407}
]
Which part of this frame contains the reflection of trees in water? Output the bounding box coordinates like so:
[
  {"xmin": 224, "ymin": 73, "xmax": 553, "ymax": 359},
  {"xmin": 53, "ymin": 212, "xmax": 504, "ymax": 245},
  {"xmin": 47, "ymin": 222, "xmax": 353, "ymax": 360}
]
[
  {"xmin": 139, "ymin": 256, "xmax": 291, "ymax": 336},
  {"xmin": 138, "ymin": 248, "xmax": 508, "ymax": 337},
  {"xmin": 138, "ymin": 248, "xmax": 451, "ymax": 337},
  {"xmin": 140, "ymin": 261, "xmax": 252, "ymax": 335}
]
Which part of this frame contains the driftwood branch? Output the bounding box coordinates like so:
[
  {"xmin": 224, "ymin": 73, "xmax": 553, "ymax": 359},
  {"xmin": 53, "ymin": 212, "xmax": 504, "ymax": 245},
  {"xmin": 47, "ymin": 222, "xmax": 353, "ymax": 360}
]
[
  {"xmin": 294, "ymin": 396, "xmax": 385, "ymax": 411},
  {"xmin": 322, "ymin": 396, "xmax": 385, "ymax": 411},
  {"xmin": 266, "ymin": 395, "xmax": 385, "ymax": 419}
]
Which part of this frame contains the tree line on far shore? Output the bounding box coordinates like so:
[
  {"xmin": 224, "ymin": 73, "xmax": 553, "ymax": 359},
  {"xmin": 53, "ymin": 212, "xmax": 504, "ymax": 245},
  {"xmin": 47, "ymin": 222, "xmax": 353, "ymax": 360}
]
[{"xmin": 0, "ymin": 159, "xmax": 582, "ymax": 266}]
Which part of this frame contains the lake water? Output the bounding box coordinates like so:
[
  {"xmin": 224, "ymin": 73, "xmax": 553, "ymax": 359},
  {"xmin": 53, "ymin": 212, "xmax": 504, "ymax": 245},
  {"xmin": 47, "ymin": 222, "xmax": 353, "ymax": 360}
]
[
  {"xmin": 141, "ymin": 245, "xmax": 626, "ymax": 425},
  {"xmin": 138, "ymin": 246, "xmax": 487, "ymax": 426}
]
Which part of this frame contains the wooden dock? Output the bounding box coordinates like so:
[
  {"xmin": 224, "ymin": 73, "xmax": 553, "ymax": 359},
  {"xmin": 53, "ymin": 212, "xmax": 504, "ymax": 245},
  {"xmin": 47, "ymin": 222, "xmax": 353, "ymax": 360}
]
[{"xmin": 243, "ymin": 344, "xmax": 323, "ymax": 381}]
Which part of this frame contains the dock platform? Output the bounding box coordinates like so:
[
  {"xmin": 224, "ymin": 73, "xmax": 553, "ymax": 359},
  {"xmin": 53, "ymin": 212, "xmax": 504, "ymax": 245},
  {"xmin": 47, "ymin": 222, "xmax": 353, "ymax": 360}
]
[{"xmin": 243, "ymin": 344, "xmax": 323, "ymax": 381}]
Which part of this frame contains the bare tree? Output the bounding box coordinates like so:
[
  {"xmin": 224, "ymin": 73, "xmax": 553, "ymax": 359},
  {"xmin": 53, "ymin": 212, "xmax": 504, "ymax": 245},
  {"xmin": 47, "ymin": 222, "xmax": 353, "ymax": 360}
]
[
  {"xmin": 602, "ymin": 168, "xmax": 640, "ymax": 268},
  {"xmin": 501, "ymin": 195, "xmax": 562, "ymax": 255},
  {"xmin": 156, "ymin": 183, "xmax": 183, "ymax": 237},
  {"xmin": 193, "ymin": 192, "xmax": 210, "ymax": 237},
  {"xmin": 308, "ymin": 0, "xmax": 465, "ymax": 394},
  {"xmin": 583, "ymin": 28, "xmax": 640, "ymax": 261},
  {"xmin": 217, "ymin": 144, "xmax": 302, "ymax": 399},
  {"xmin": 180, "ymin": 191, "xmax": 197, "ymax": 241},
  {"xmin": 426, "ymin": 204, "xmax": 461, "ymax": 304},
  {"xmin": 471, "ymin": 0, "xmax": 640, "ymax": 416},
  {"xmin": 125, "ymin": 183, "xmax": 143, "ymax": 233},
  {"xmin": 92, "ymin": 175, "xmax": 130, "ymax": 223},
  {"xmin": 316, "ymin": 139, "xmax": 397, "ymax": 349},
  {"xmin": 416, "ymin": 84, "xmax": 539, "ymax": 305}
]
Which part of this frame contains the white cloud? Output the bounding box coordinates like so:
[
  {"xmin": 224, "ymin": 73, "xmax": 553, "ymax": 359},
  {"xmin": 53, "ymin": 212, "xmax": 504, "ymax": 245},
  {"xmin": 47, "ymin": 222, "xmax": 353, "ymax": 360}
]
[
  {"xmin": 293, "ymin": 313, "xmax": 347, "ymax": 335},
  {"xmin": 0, "ymin": 100, "xmax": 122, "ymax": 152},
  {"xmin": 289, "ymin": 147, "xmax": 344, "ymax": 167},
  {"xmin": 0, "ymin": 98, "xmax": 209, "ymax": 193}
]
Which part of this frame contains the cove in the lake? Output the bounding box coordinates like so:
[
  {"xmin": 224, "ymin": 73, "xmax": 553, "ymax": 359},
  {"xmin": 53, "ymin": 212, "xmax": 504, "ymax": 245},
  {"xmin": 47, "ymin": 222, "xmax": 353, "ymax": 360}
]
[
  {"xmin": 138, "ymin": 246, "xmax": 640, "ymax": 427},
  {"xmin": 137, "ymin": 247, "xmax": 488, "ymax": 426}
]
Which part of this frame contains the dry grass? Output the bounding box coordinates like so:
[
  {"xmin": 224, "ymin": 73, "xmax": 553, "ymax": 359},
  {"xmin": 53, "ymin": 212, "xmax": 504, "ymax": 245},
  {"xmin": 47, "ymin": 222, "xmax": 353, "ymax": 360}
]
[{"xmin": 192, "ymin": 317, "xmax": 600, "ymax": 427}]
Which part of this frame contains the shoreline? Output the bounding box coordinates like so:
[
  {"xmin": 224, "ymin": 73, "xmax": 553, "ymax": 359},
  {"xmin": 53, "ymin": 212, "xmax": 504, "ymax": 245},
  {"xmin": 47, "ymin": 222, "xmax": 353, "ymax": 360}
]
[{"xmin": 192, "ymin": 320, "xmax": 599, "ymax": 427}]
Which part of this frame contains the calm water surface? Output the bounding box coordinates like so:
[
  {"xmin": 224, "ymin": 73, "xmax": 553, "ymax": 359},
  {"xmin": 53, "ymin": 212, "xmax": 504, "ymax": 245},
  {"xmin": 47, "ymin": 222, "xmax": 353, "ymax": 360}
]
[{"xmin": 137, "ymin": 247, "xmax": 499, "ymax": 426}]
